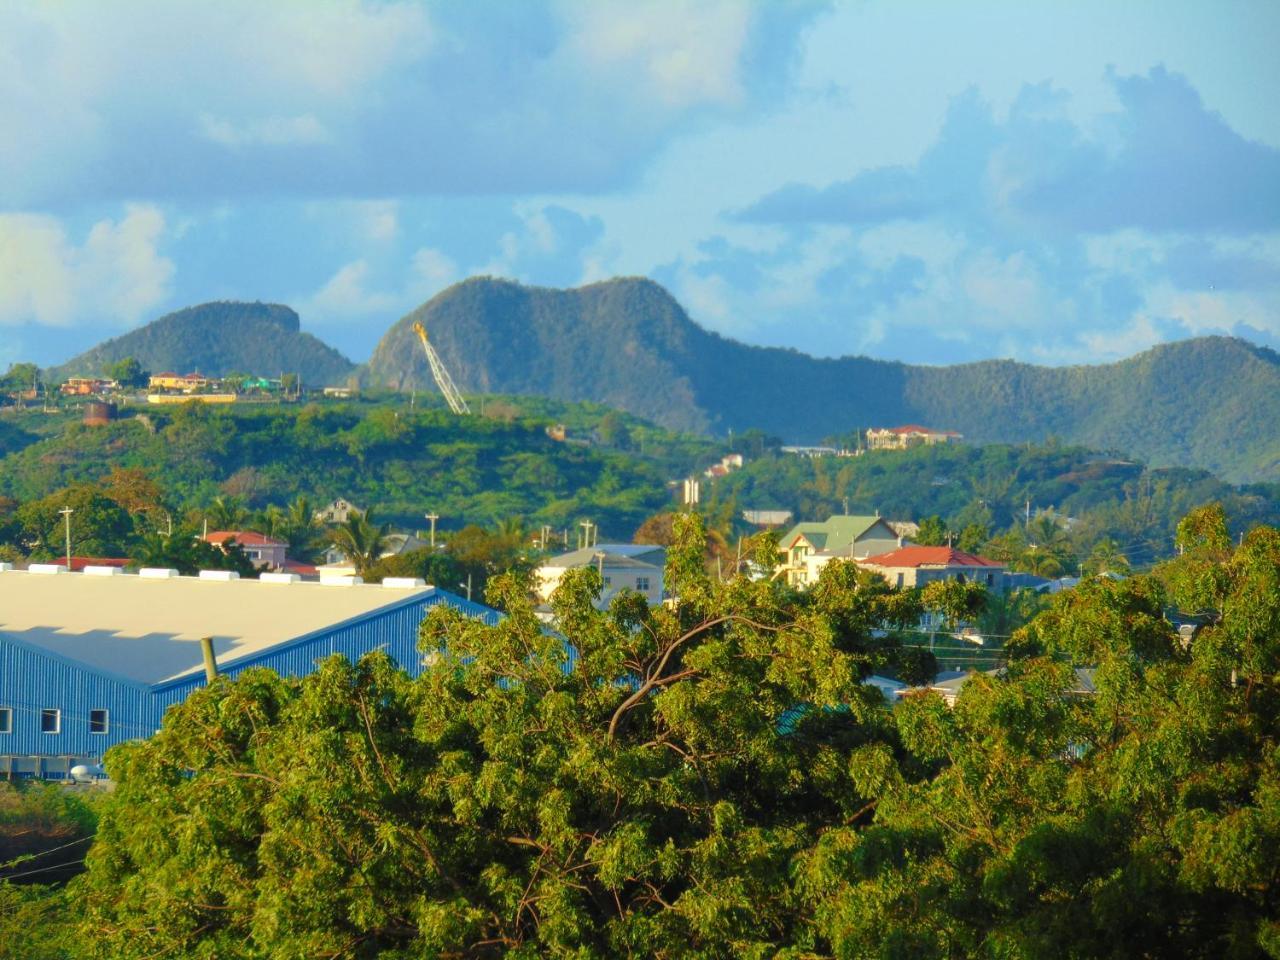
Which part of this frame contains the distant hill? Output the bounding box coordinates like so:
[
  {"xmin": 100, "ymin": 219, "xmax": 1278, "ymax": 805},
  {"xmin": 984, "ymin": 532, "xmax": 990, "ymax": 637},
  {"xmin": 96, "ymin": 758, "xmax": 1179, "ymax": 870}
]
[
  {"xmin": 364, "ymin": 277, "xmax": 1280, "ymax": 482},
  {"xmin": 47, "ymin": 302, "xmax": 356, "ymax": 386}
]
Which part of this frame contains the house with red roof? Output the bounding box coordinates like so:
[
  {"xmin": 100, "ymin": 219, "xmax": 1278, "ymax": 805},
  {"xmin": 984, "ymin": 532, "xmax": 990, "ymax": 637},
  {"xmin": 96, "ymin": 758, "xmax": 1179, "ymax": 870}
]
[
  {"xmin": 857, "ymin": 545, "xmax": 1005, "ymax": 591},
  {"xmin": 865, "ymin": 425, "xmax": 962, "ymax": 451},
  {"xmin": 202, "ymin": 531, "xmax": 288, "ymax": 571}
]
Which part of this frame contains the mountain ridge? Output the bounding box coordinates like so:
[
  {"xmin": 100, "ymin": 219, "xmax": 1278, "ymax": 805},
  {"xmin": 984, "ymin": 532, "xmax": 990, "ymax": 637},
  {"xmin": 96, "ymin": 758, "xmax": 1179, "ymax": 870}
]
[
  {"xmin": 363, "ymin": 277, "xmax": 1280, "ymax": 482},
  {"xmin": 46, "ymin": 301, "xmax": 357, "ymax": 386}
]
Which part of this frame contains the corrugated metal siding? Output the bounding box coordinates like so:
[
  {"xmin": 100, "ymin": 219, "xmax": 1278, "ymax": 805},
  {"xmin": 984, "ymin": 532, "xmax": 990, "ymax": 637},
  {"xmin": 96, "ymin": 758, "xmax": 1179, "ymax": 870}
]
[
  {"xmin": 0, "ymin": 635, "xmax": 155, "ymax": 760},
  {"xmin": 5, "ymin": 587, "xmax": 500, "ymax": 766}
]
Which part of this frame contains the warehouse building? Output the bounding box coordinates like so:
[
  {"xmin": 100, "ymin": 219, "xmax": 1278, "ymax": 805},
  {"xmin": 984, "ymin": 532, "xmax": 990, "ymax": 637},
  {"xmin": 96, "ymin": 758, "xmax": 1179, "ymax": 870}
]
[{"xmin": 0, "ymin": 566, "xmax": 498, "ymax": 775}]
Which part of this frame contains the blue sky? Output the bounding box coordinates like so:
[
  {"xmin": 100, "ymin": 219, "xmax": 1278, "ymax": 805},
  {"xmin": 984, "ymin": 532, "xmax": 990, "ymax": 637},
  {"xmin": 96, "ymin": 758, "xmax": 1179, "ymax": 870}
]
[{"xmin": 1, "ymin": 0, "xmax": 1277, "ymax": 367}]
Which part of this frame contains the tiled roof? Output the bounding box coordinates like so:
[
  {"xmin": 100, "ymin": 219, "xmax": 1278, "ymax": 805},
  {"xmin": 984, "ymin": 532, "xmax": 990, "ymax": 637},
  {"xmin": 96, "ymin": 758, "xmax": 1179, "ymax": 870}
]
[
  {"xmin": 860, "ymin": 545, "xmax": 1003, "ymax": 568},
  {"xmin": 204, "ymin": 531, "xmax": 287, "ymax": 547}
]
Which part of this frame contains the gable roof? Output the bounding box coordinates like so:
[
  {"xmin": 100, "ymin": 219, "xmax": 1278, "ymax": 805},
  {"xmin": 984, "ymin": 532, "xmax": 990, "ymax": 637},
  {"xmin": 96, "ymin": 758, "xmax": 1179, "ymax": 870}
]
[
  {"xmin": 780, "ymin": 515, "xmax": 897, "ymax": 555},
  {"xmin": 545, "ymin": 544, "xmax": 666, "ymax": 569},
  {"xmin": 861, "ymin": 545, "xmax": 1004, "ymax": 569},
  {"xmin": 0, "ymin": 569, "xmax": 435, "ymax": 684}
]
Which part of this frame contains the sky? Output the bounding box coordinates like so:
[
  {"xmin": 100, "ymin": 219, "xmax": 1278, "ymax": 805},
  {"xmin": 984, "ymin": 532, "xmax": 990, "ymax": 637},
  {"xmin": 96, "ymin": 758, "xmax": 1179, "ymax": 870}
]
[{"xmin": 1, "ymin": 0, "xmax": 1278, "ymax": 368}]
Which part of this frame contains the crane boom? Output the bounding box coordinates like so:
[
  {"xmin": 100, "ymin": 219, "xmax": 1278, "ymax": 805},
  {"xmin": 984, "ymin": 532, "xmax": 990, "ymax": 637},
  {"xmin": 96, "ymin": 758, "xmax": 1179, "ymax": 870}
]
[{"xmin": 412, "ymin": 322, "xmax": 470, "ymax": 415}]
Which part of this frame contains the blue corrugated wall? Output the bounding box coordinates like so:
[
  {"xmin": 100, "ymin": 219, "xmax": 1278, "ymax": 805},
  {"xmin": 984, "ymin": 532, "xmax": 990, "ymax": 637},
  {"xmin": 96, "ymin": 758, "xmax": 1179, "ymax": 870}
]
[{"xmin": 1, "ymin": 587, "xmax": 499, "ymax": 766}]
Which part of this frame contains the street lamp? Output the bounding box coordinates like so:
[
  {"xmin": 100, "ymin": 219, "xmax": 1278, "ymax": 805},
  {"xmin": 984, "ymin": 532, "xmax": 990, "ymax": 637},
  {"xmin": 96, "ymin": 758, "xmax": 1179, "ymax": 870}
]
[{"xmin": 58, "ymin": 506, "xmax": 74, "ymax": 570}]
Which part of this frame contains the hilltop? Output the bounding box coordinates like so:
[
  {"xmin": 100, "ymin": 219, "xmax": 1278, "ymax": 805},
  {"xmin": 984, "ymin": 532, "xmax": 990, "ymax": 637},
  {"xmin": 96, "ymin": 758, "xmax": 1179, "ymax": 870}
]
[
  {"xmin": 364, "ymin": 277, "xmax": 1280, "ymax": 482},
  {"xmin": 46, "ymin": 301, "xmax": 357, "ymax": 386}
]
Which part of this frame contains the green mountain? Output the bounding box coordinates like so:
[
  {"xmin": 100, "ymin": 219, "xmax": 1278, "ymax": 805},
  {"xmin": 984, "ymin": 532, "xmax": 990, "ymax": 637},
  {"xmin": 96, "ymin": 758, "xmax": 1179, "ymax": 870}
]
[
  {"xmin": 364, "ymin": 277, "xmax": 1280, "ymax": 482},
  {"xmin": 47, "ymin": 301, "xmax": 356, "ymax": 386}
]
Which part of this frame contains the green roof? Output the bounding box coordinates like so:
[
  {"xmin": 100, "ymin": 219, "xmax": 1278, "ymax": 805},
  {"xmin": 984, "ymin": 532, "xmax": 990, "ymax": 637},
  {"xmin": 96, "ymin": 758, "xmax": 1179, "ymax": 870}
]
[{"xmin": 780, "ymin": 515, "xmax": 892, "ymax": 555}]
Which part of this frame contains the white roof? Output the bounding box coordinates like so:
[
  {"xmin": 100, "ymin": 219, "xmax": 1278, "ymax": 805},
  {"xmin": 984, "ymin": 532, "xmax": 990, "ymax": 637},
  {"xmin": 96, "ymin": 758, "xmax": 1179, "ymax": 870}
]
[{"xmin": 0, "ymin": 570, "xmax": 431, "ymax": 685}]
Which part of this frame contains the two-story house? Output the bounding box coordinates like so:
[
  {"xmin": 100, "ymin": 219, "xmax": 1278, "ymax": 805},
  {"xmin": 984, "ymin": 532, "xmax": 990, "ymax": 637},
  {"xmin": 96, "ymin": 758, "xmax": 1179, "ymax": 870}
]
[
  {"xmin": 775, "ymin": 515, "xmax": 903, "ymax": 587},
  {"xmin": 535, "ymin": 544, "xmax": 665, "ymax": 610}
]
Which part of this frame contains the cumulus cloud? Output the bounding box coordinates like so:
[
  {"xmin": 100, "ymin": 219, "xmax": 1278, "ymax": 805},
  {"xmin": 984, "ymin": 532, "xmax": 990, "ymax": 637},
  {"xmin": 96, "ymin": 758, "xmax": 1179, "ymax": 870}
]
[
  {"xmin": 0, "ymin": 1, "xmax": 822, "ymax": 205},
  {"xmin": 303, "ymin": 260, "xmax": 398, "ymax": 319},
  {"xmin": 742, "ymin": 68, "xmax": 1280, "ymax": 236},
  {"xmin": 0, "ymin": 205, "xmax": 173, "ymax": 328}
]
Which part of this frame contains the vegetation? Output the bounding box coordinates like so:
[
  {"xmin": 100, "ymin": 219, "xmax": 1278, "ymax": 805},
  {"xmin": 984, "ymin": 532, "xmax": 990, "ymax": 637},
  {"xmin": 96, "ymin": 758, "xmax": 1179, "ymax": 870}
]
[
  {"xmin": 363, "ymin": 276, "xmax": 1280, "ymax": 482},
  {"xmin": 44, "ymin": 301, "xmax": 355, "ymax": 387},
  {"xmin": 4, "ymin": 507, "xmax": 1277, "ymax": 956}
]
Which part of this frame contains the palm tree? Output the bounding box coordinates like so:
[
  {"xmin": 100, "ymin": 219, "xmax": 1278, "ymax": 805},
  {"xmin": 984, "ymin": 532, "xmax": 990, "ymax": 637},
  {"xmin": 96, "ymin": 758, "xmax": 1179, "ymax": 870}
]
[
  {"xmin": 1085, "ymin": 538, "xmax": 1130, "ymax": 577},
  {"xmin": 330, "ymin": 509, "xmax": 389, "ymax": 575},
  {"xmin": 205, "ymin": 495, "xmax": 248, "ymax": 531}
]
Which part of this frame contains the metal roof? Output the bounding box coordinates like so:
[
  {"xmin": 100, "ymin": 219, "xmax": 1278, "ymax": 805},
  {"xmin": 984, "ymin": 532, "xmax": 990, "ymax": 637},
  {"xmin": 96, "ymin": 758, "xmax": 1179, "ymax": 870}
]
[
  {"xmin": 545, "ymin": 544, "xmax": 666, "ymax": 568},
  {"xmin": 0, "ymin": 570, "xmax": 433, "ymax": 685}
]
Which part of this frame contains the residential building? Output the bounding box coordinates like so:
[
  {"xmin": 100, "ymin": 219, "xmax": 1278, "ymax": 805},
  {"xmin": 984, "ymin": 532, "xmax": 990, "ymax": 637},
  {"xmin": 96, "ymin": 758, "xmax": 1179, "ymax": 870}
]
[
  {"xmin": 703, "ymin": 453, "xmax": 744, "ymax": 479},
  {"xmin": 742, "ymin": 509, "xmax": 793, "ymax": 528},
  {"xmin": 203, "ymin": 531, "xmax": 288, "ymax": 570},
  {"xmin": 535, "ymin": 544, "xmax": 665, "ymax": 610},
  {"xmin": 776, "ymin": 514, "xmax": 903, "ymax": 587},
  {"xmin": 60, "ymin": 377, "xmax": 118, "ymax": 396},
  {"xmin": 0, "ymin": 567, "xmax": 497, "ymax": 772},
  {"xmin": 857, "ymin": 545, "xmax": 1006, "ymax": 591},
  {"xmin": 866, "ymin": 425, "xmax": 962, "ymax": 450},
  {"xmin": 148, "ymin": 372, "xmax": 213, "ymax": 393},
  {"xmin": 315, "ymin": 498, "xmax": 362, "ymax": 524}
]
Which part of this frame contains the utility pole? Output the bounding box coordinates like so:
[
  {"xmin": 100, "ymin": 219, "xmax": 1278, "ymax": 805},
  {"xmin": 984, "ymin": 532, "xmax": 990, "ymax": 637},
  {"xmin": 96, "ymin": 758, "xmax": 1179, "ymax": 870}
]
[
  {"xmin": 58, "ymin": 506, "xmax": 74, "ymax": 569},
  {"xmin": 579, "ymin": 520, "xmax": 594, "ymax": 550},
  {"xmin": 425, "ymin": 512, "xmax": 439, "ymax": 548}
]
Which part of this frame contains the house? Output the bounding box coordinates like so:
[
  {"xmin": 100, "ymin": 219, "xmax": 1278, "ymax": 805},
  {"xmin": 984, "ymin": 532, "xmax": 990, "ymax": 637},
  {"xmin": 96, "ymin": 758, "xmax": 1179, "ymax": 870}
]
[
  {"xmin": 775, "ymin": 515, "xmax": 903, "ymax": 587},
  {"xmin": 535, "ymin": 544, "xmax": 666, "ymax": 610},
  {"xmin": 0, "ymin": 566, "xmax": 498, "ymax": 773},
  {"xmin": 703, "ymin": 453, "xmax": 744, "ymax": 479},
  {"xmin": 857, "ymin": 545, "xmax": 1007, "ymax": 592},
  {"xmin": 60, "ymin": 377, "xmax": 118, "ymax": 396},
  {"xmin": 203, "ymin": 531, "xmax": 289, "ymax": 571},
  {"xmin": 865, "ymin": 425, "xmax": 962, "ymax": 451},
  {"xmin": 323, "ymin": 386, "xmax": 355, "ymax": 399},
  {"xmin": 742, "ymin": 509, "xmax": 793, "ymax": 528},
  {"xmin": 148, "ymin": 372, "xmax": 212, "ymax": 393},
  {"xmin": 315, "ymin": 498, "xmax": 362, "ymax": 525},
  {"xmin": 320, "ymin": 531, "xmax": 428, "ymax": 570}
]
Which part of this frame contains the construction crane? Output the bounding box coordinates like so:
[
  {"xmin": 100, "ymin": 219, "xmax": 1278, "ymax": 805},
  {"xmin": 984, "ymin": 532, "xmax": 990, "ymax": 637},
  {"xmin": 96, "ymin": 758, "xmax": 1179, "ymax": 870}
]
[{"xmin": 412, "ymin": 321, "xmax": 470, "ymax": 415}]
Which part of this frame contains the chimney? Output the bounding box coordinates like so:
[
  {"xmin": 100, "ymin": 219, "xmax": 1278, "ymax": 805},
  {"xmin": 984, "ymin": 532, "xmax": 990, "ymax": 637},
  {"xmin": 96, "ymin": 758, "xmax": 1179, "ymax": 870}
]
[{"xmin": 200, "ymin": 636, "xmax": 218, "ymax": 684}]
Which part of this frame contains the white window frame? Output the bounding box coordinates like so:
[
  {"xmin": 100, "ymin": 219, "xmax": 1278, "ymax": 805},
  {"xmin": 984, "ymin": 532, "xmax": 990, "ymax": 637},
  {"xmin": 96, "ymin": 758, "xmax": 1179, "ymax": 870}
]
[
  {"xmin": 0, "ymin": 707, "xmax": 11, "ymax": 734},
  {"xmin": 40, "ymin": 708, "xmax": 61, "ymax": 734},
  {"xmin": 89, "ymin": 709, "xmax": 109, "ymax": 735},
  {"xmin": 636, "ymin": 576, "xmax": 650, "ymax": 592}
]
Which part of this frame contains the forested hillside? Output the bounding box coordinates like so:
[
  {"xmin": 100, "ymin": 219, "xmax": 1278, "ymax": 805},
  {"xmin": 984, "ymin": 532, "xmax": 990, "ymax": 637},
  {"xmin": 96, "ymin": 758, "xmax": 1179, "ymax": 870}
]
[
  {"xmin": 364, "ymin": 277, "xmax": 1280, "ymax": 482},
  {"xmin": 46, "ymin": 301, "xmax": 356, "ymax": 386}
]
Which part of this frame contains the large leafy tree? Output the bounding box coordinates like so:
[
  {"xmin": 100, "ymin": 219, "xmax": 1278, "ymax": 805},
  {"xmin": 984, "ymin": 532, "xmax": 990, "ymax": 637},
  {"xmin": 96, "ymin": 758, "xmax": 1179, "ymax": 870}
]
[
  {"xmin": 73, "ymin": 514, "xmax": 934, "ymax": 957},
  {"xmin": 16, "ymin": 485, "xmax": 134, "ymax": 560}
]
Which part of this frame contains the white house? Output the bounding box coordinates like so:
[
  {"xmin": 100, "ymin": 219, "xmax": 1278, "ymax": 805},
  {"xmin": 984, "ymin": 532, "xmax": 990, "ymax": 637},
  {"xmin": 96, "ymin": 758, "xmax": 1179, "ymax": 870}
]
[
  {"xmin": 775, "ymin": 514, "xmax": 903, "ymax": 588},
  {"xmin": 535, "ymin": 544, "xmax": 666, "ymax": 610}
]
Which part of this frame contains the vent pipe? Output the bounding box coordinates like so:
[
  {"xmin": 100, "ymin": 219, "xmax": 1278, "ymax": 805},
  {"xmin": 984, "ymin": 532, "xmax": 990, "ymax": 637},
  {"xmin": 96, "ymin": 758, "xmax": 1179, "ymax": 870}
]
[{"xmin": 200, "ymin": 636, "xmax": 218, "ymax": 684}]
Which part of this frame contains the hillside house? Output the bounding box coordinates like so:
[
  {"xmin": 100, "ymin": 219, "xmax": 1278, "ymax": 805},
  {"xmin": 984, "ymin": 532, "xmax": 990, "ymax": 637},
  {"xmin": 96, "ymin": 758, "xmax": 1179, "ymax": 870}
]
[
  {"xmin": 203, "ymin": 531, "xmax": 288, "ymax": 571},
  {"xmin": 866, "ymin": 425, "xmax": 962, "ymax": 450},
  {"xmin": 315, "ymin": 498, "xmax": 362, "ymax": 524},
  {"xmin": 535, "ymin": 544, "xmax": 665, "ymax": 610},
  {"xmin": 857, "ymin": 545, "xmax": 1006, "ymax": 591},
  {"xmin": 149, "ymin": 372, "xmax": 214, "ymax": 393},
  {"xmin": 776, "ymin": 515, "xmax": 902, "ymax": 587},
  {"xmin": 60, "ymin": 378, "xmax": 118, "ymax": 396}
]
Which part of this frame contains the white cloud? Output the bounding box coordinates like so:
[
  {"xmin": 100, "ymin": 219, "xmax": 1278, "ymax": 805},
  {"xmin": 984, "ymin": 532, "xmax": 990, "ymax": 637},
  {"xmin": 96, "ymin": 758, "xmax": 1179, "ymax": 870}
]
[
  {"xmin": 560, "ymin": 1, "xmax": 752, "ymax": 109},
  {"xmin": 304, "ymin": 260, "xmax": 397, "ymax": 319},
  {"xmin": 0, "ymin": 205, "xmax": 173, "ymax": 327},
  {"xmin": 198, "ymin": 113, "xmax": 332, "ymax": 149},
  {"xmin": 409, "ymin": 247, "xmax": 459, "ymax": 295}
]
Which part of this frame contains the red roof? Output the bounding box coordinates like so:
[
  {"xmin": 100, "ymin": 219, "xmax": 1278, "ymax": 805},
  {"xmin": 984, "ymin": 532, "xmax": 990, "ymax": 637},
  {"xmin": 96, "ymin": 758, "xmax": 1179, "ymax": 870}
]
[
  {"xmin": 861, "ymin": 546, "xmax": 1003, "ymax": 569},
  {"xmin": 203, "ymin": 531, "xmax": 287, "ymax": 547},
  {"xmin": 883, "ymin": 425, "xmax": 959, "ymax": 436},
  {"xmin": 68, "ymin": 556, "xmax": 130, "ymax": 572}
]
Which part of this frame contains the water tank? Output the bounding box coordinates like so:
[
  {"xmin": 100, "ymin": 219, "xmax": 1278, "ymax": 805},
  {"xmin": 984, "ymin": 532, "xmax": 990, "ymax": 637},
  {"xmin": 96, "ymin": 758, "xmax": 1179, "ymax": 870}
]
[{"xmin": 83, "ymin": 401, "xmax": 117, "ymax": 425}]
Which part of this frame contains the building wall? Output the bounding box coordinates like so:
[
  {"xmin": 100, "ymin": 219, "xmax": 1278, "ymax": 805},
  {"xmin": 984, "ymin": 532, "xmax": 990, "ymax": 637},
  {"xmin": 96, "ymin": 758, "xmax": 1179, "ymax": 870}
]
[
  {"xmin": 0, "ymin": 635, "xmax": 154, "ymax": 760},
  {"xmin": 3, "ymin": 589, "xmax": 499, "ymax": 766}
]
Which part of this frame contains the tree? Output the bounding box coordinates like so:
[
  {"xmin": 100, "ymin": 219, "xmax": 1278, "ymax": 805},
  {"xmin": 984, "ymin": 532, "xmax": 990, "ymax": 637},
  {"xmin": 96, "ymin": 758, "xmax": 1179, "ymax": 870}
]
[
  {"xmin": 204, "ymin": 495, "xmax": 249, "ymax": 531},
  {"xmin": 1083, "ymin": 536, "xmax": 1130, "ymax": 576},
  {"xmin": 596, "ymin": 411, "xmax": 632, "ymax": 450},
  {"xmin": 16, "ymin": 486, "xmax": 135, "ymax": 560},
  {"xmin": 132, "ymin": 531, "xmax": 257, "ymax": 577},
  {"xmin": 330, "ymin": 508, "xmax": 390, "ymax": 575},
  {"xmin": 0, "ymin": 362, "xmax": 39, "ymax": 395},
  {"xmin": 915, "ymin": 514, "xmax": 948, "ymax": 545},
  {"xmin": 103, "ymin": 356, "xmax": 146, "ymax": 388}
]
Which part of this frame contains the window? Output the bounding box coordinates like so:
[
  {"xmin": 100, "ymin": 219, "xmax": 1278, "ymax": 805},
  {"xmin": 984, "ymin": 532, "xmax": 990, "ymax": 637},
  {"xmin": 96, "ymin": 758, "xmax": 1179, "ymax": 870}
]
[
  {"xmin": 986, "ymin": 573, "xmax": 994, "ymax": 586},
  {"xmin": 90, "ymin": 709, "xmax": 109, "ymax": 735},
  {"xmin": 895, "ymin": 572, "xmax": 904, "ymax": 589},
  {"xmin": 40, "ymin": 709, "xmax": 61, "ymax": 734},
  {"xmin": 0, "ymin": 708, "xmax": 11, "ymax": 734},
  {"xmin": 603, "ymin": 576, "xmax": 612, "ymax": 587},
  {"xmin": 636, "ymin": 577, "xmax": 650, "ymax": 592}
]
